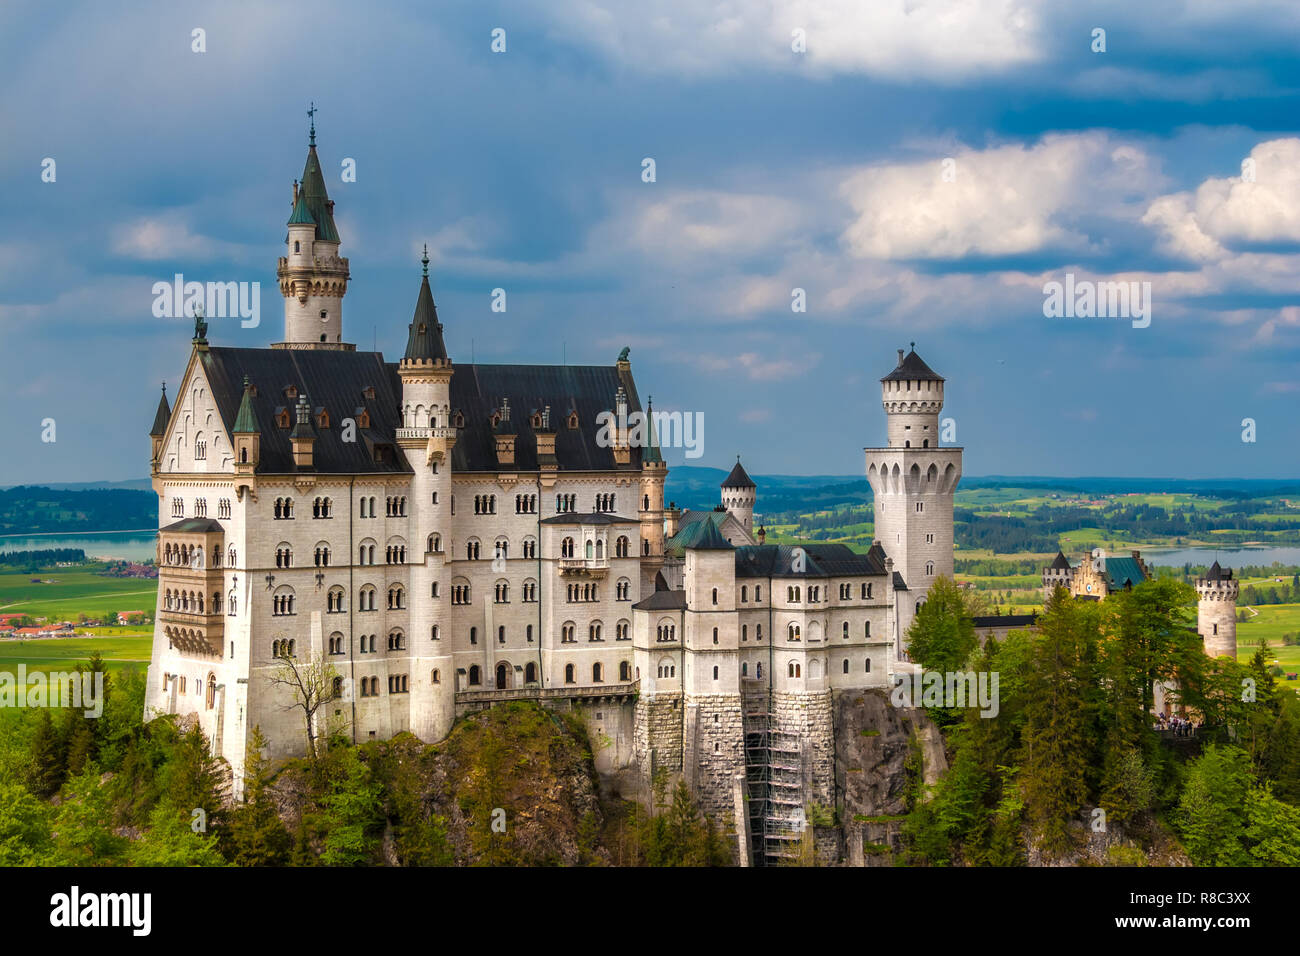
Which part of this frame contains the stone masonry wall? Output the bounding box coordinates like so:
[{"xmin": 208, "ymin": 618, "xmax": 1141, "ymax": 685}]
[{"xmin": 773, "ymin": 689, "xmax": 834, "ymax": 807}]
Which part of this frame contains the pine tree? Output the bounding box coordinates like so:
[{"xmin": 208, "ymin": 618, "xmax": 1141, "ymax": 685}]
[{"xmin": 224, "ymin": 727, "xmax": 291, "ymax": 866}]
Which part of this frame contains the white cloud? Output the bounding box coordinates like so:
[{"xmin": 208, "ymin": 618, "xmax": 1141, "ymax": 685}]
[
  {"xmin": 111, "ymin": 215, "xmax": 236, "ymax": 261},
  {"xmin": 542, "ymin": 0, "xmax": 1043, "ymax": 81},
  {"xmin": 1143, "ymin": 139, "xmax": 1300, "ymax": 258},
  {"xmin": 839, "ymin": 133, "xmax": 1162, "ymax": 260}
]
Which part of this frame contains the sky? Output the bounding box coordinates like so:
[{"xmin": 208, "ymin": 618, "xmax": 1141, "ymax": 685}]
[{"xmin": 2, "ymin": 0, "xmax": 1299, "ymax": 484}]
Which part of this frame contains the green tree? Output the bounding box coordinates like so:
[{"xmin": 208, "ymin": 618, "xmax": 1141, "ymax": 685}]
[
  {"xmin": 224, "ymin": 727, "xmax": 292, "ymax": 866},
  {"xmin": 1020, "ymin": 586, "xmax": 1099, "ymax": 855},
  {"xmin": 317, "ymin": 747, "xmax": 383, "ymax": 866},
  {"xmin": 0, "ymin": 781, "xmax": 54, "ymax": 865},
  {"xmin": 130, "ymin": 803, "xmax": 226, "ymax": 866},
  {"xmin": 1178, "ymin": 744, "xmax": 1253, "ymax": 866},
  {"xmin": 904, "ymin": 576, "xmax": 981, "ymax": 675},
  {"xmin": 51, "ymin": 769, "xmax": 128, "ymax": 865}
]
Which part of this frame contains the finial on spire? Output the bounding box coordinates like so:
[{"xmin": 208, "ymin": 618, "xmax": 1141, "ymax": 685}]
[
  {"xmin": 421, "ymin": 244, "xmax": 429, "ymax": 277},
  {"xmin": 910, "ymin": 341, "xmax": 915, "ymax": 351},
  {"xmin": 307, "ymin": 102, "xmax": 317, "ymax": 146},
  {"xmin": 161, "ymin": 382, "xmax": 166, "ymax": 395}
]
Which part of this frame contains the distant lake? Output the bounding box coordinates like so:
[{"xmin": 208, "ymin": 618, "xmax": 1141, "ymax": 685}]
[
  {"xmin": 1145, "ymin": 545, "xmax": 1300, "ymax": 568},
  {"xmin": 0, "ymin": 530, "xmax": 156, "ymax": 563}
]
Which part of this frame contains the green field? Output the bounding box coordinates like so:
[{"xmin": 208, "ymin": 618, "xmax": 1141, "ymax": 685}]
[
  {"xmin": 0, "ymin": 569, "xmax": 157, "ymax": 621},
  {"xmin": 0, "ymin": 635, "xmax": 153, "ymax": 676}
]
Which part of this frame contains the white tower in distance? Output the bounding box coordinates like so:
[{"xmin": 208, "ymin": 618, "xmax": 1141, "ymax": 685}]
[
  {"xmin": 1196, "ymin": 561, "xmax": 1239, "ymax": 659},
  {"xmin": 864, "ymin": 345, "xmax": 962, "ymax": 655},
  {"xmin": 720, "ymin": 456, "xmax": 756, "ymax": 536}
]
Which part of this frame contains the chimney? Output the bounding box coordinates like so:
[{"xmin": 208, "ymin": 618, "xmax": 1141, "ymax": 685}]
[
  {"xmin": 897, "ymin": 348, "xmax": 905, "ymax": 366},
  {"xmin": 290, "ymin": 394, "xmax": 316, "ymax": 469},
  {"xmin": 757, "ymin": 525, "xmax": 766, "ymax": 545},
  {"xmin": 612, "ymin": 386, "xmax": 630, "ymax": 464},
  {"xmin": 535, "ymin": 404, "xmax": 557, "ymax": 466},
  {"xmin": 494, "ymin": 398, "xmax": 516, "ymax": 466}
]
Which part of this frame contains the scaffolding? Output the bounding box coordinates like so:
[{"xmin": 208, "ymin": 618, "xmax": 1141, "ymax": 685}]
[{"xmin": 743, "ymin": 708, "xmax": 805, "ymax": 865}]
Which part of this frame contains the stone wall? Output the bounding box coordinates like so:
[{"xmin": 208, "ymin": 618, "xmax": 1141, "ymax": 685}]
[
  {"xmin": 772, "ymin": 689, "xmax": 834, "ymax": 806},
  {"xmin": 684, "ymin": 693, "xmax": 745, "ymax": 822}
]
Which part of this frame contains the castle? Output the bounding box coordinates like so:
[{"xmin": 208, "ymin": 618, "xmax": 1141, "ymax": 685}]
[{"xmin": 143, "ymin": 127, "xmax": 963, "ymax": 862}]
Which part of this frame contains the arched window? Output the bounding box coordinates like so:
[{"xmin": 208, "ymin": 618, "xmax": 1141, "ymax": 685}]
[
  {"xmin": 843, "ymin": 659, "xmax": 850, "ymax": 673},
  {"xmin": 619, "ymin": 661, "xmax": 631, "ymax": 681},
  {"xmin": 711, "ymin": 588, "xmax": 718, "ymax": 605},
  {"xmin": 593, "ymin": 662, "xmax": 604, "ymax": 683},
  {"xmin": 468, "ymin": 665, "xmax": 481, "ymax": 686},
  {"xmin": 565, "ymin": 663, "xmax": 575, "ymax": 684},
  {"xmin": 525, "ymin": 662, "xmax": 537, "ymax": 684}
]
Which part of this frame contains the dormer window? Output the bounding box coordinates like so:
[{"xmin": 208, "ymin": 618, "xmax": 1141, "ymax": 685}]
[
  {"xmin": 357, "ymin": 409, "xmax": 370, "ymax": 429},
  {"xmin": 490, "ymin": 411, "xmax": 501, "ymax": 428},
  {"xmin": 453, "ymin": 410, "xmax": 465, "ymax": 428},
  {"xmin": 530, "ymin": 412, "xmax": 543, "ymax": 429},
  {"xmin": 275, "ymin": 407, "xmax": 291, "ymax": 429},
  {"xmin": 284, "ymin": 385, "xmax": 298, "ymax": 400},
  {"xmin": 362, "ymin": 386, "xmax": 376, "ymax": 401},
  {"xmin": 315, "ymin": 407, "xmax": 330, "ymax": 428},
  {"xmin": 567, "ymin": 410, "xmax": 579, "ymax": 429}
]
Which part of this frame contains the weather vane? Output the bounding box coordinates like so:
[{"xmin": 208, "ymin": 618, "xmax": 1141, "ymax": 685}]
[{"xmin": 307, "ymin": 102, "xmax": 317, "ymax": 145}]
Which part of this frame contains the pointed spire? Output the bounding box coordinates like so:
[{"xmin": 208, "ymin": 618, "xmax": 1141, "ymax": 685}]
[
  {"xmin": 403, "ymin": 250, "xmax": 449, "ymax": 362},
  {"xmin": 150, "ymin": 382, "xmax": 171, "ymax": 437},
  {"xmin": 643, "ymin": 395, "xmax": 662, "ymax": 464},
  {"xmin": 233, "ymin": 376, "xmax": 260, "ymax": 433},
  {"xmin": 721, "ymin": 456, "xmax": 755, "ymax": 489},
  {"xmin": 296, "ymin": 112, "xmax": 338, "ymax": 242}
]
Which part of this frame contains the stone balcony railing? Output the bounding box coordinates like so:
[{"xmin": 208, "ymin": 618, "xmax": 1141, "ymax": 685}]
[
  {"xmin": 559, "ymin": 557, "xmax": 609, "ymax": 572},
  {"xmin": 395, "ymin": 426, "xmax": 457, "ymax": 441},
  {"xmin": 455, "ymin": 680, "xmax": 638, "ymax": 706}
]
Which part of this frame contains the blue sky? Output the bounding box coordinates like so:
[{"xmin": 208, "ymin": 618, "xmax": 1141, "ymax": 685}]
[{"xmin": 3, "ymin": 0, "xmax": 1300, "ymax": 484}]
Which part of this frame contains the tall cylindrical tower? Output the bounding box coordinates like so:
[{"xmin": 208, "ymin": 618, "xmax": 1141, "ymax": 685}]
[
  {"xmin": 276, "ymin": 125, "xmax": 352, "ymax": 349},
  {"xmin": 1196, "ymin": 561, "xmax": 1238, "ymax": 659},
  {"xmin": 864, "ymin": 346, "xmax": 962, "ymax": 649},
  {"xmin": 720, "ymin": 457, "xmax": 756, "ymax": 536},
  {"xmin": 397, "ymin": 250, "xmax": 457, "ymax": 741}
]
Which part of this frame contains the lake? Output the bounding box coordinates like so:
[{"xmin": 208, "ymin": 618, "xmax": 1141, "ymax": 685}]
[
  {"xmin": 1144, "ymin": 545, "xmax": 1300, "ymax": 568},
  {"xmin": 0, "ymin": 530, "xmax": 157, "ymax": 563}
]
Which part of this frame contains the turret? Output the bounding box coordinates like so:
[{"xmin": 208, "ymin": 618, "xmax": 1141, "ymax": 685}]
[
  {"xmin": 1042, "ymin": 550, "xmax": 1073, "ymax": 599},
  {"xmin": 149, "ymin": 383, "xmax": 171, "ymax": 468},
  {"xmin": 1196, "ymin": 561, "xmax": 1239, "ymax": 659},
  {"xmin": 232, "ymin": 376, "xmax": 260, "ymax": 498},
  {"xmin": 639, "ymin": 393, "xmax": 667, "ymax": 591},
  {"xmin": 275, "ymin": 116, "xmax": 352, "ymax": 349},
  {"xmin": 720, "ymin": 456, "xmax": 756, "ymax": 535},
  {"xmin": 881, "ymin": 344, "xmax": 944, "ymax": 448}
]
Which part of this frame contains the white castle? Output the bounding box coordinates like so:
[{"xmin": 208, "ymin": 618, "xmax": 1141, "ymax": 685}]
[{"xmin": 143, "ymin": 128, "xmax": 963, "ymax": 860}]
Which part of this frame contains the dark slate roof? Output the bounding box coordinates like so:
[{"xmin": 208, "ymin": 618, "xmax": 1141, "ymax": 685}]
[
  {"xmin": 539, "ymin": 513, "xmax": 638, "ymax": 526},
  {"xmin": 150, "ymin": 385, "xmax": 171, "ymax": 437},
  {"xmin": 971, "ymin": 613, "xmax": 1039, "ymax": 629},
  {"xmin": 296, "ymin": 145, "xmax": 339, "ymax": 242},
  {"xmin": 721, "ymin": 458, "xmax": 756, "ymax": 489},
  {"xmin": 199, "ymin": 347, "xmax": 410, "ymax": 475},
  {"xmin": 1104, "ymin": 555, "xmax": 1149, "ymax": 589},
  {"xmin": 732, "ymin": 542, "xmax": 889, "ymax": 579},
  {"xmin": 160, "ymin": 518, "xmax": 224, "ymax": 534},
  {"xmin": 893, "ymin": 571, "xmax": 908, "ymax": 591},
  {"xmin": 881, "ymin": 348, "xmax": 943, "ymax": 383},
  {"xmin": 403, "ymin": 273, "xmax": 448, "ymax": 362},
  {"xmin": 1204, "ymin": 560, "xmax": 1233, "ymax": 581},
  {"xmin": 689, "ymin": 520, "xmax": 733, "ymax": 551},
  {"xmin": 448, "ymin": 363, "xmax": 647, "ymax": 473},
  {"xmin": 1049, "ymin": 551, "xmax": 1071, "ymax": 571},
  {"xmin": 194, "ymin": 348, "xmax": 648, "ymax": 476},
  {"xmin": 633, "ymin": 589, "xmax": 688, "ymax": 611}
]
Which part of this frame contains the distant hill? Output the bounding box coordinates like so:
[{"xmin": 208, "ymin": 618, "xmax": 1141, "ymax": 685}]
[
  {"xmin": 0, "ymin": 478, "xmax": 153, "ymax": 493},
  {"xmin": 0, "ymin": 486, "xmax": 155, "ymax": 534}
]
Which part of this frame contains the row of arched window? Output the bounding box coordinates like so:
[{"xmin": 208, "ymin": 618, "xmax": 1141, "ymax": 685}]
[
  {"xmin": 474, "ymin": 494, "xmax": 496, "ymax": 514},
  {"xmin": 515, "ymin": 494, "xmax": 537, "ymax": 513},
  {"xmin": 162, "ymin": 588, "xmax": 219, "ymax": 615}
]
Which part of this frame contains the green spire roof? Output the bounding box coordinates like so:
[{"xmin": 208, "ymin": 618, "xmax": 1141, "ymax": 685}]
[
  {"xmin": 233, "ymin": 377, "xmax": 260, "ymax": 433},
  {"xmin": 687, "ymin": 517, "xmax": 734, "ymax": 551},
  {"xmin": 288, "ymin": 188, "xmax": 315, "ymax": 226},
  {"xmin": 643, "ymin": 397, "xmax": 662, "ymax": 464},
  {"xmin": 404, "ymin": 249, "xmax": 449, "ymax": 362},
  {"xmin": 296, "ymin": 145, "xmax": 339, "ymax": 242},
  {"xmin": 149, "ymin": 383, "xmax": 171, "ymax": 437}
]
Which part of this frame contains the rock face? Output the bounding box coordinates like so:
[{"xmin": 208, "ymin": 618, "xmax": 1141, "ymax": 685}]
[{"xmin": 832, "ymin": 689, "xmax": 946, "ymax": 866}]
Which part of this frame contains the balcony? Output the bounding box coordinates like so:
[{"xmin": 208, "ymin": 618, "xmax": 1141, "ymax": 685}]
[
  {"xmin": 559, "ymin": 557, "xmax": 609, "ymax": 578},
  {"xmin": 456, "ymin": 680, "xmax": 638, "ymax": 706}
]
